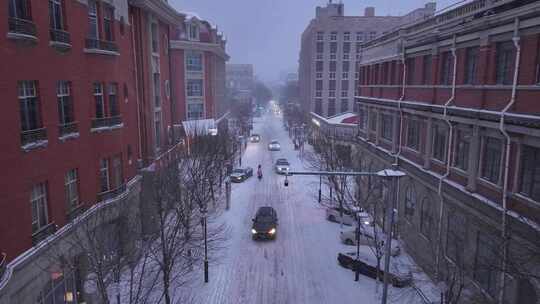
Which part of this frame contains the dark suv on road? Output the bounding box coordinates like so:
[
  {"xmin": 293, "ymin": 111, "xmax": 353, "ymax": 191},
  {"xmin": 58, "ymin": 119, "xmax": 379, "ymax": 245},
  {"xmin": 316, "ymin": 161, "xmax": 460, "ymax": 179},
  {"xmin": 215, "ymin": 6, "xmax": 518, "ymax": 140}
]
[{"xmin": 251, "ymin": 206, "xmax": 278, "ymax": 240}]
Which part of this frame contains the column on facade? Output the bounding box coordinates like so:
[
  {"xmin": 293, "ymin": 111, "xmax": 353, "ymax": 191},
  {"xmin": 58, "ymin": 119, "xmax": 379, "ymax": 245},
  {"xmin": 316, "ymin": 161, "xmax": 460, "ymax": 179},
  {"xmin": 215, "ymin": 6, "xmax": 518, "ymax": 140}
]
[
  {"xmin": 423, "ymin": 117, "xmax": 433, "ymax": 169},
  {"xmin": 466, "ymin": 124, "xmax": 481, "ymax": 192}
]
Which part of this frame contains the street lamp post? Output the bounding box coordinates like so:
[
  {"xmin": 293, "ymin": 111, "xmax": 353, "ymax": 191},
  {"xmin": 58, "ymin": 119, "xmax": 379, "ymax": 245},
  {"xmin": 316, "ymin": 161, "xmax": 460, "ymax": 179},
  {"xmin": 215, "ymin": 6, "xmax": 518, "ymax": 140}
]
[{"xmin": 201, "ymin": 208, "xmax": 209, "ymax": 283}]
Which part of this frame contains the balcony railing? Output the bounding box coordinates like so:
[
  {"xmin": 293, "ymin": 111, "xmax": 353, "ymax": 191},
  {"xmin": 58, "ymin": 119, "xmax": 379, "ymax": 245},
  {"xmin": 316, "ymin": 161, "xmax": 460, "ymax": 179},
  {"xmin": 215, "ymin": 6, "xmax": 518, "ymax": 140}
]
[
  {"xmin": 21, "ymin": 128, "xmax": 47, "ymax": 146},
  {"xmin": 85, "ymin": 38, "xmax": 118, "ymax": 53},
  {"xmin": 58, "ymin": 122, "xmax": 78, "ymax": 137},
  {"xmin": 97, "ymin": 184, "xmax": 127, "ymax": 202},
  {"xmin": 31, "ymin": 222, "xmax": 57, "ymax": 246},
  {"xmin": 50, "ymin": 28, "xmax": 71, "ymax": 45},
  {"xmin": 91, "ymin": 116, "xmax": 122, "ymax": 129},
  {"xmin": 66, "ymin": 204, "xmax": 87, "ymax": 222},
  {"xmin": 8, "ymin": 17, "xmax": 36, "ymax": 37}
]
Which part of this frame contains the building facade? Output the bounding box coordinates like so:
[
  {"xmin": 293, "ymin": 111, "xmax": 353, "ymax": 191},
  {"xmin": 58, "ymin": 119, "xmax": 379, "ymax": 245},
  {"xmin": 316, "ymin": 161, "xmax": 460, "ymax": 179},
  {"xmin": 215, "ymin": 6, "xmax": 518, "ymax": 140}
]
[
  {"xmin": 0, "ymin": 0, "xmax": 226, "ymax": 302},
  {"xmin": 299, "ymin": 2, "xmax": 436, "ymax": 118},
  {"xmin": 226, "ymin": 63, "xmax": 254, "ymax": 104},
  {"xmin": 351, "ymin": 0, "xmax": 540, "ymax": 302}
]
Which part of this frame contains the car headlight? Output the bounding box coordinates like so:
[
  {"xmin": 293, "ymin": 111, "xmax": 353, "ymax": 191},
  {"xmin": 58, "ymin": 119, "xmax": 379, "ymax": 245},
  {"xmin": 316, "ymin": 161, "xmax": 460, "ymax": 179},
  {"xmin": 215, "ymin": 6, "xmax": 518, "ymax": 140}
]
[
  {"xmin": 364, "ymin": 221, "xmax": 370, "ymax": 225},
  {"xmin": 269, "ymin": 228, "xmax": 276, "ymax": 234},
  {"xmin": 251, "ymin": 229, "xmax": 257, "ymax": 234}
]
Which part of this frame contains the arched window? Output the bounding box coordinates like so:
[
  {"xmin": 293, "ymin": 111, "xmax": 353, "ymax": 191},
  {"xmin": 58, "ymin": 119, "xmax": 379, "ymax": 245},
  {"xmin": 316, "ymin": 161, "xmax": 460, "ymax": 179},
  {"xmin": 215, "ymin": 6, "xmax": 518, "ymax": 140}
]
[
  {"xmin": 404, "ymin": 186, "xmax": 416, "ymax": 221},
  {"xmin": 420, "ymin": 197, "xmax": 433, "ymax": 238}
]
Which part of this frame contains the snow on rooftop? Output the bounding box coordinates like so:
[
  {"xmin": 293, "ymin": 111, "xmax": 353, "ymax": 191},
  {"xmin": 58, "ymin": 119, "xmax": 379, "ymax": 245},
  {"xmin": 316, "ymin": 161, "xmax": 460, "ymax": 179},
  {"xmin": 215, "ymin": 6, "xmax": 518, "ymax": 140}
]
[{"xmin": 326, "ymin": 112, "xmax": 358, "ymax": 125}]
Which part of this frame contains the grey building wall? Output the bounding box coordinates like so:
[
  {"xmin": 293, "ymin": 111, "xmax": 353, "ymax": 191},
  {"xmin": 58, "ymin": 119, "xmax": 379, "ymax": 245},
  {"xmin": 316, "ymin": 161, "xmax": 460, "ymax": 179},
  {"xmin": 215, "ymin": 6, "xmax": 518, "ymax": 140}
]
[{"xmin": 298, "ymin": 2, "xmax": 435, "ymax": 118}]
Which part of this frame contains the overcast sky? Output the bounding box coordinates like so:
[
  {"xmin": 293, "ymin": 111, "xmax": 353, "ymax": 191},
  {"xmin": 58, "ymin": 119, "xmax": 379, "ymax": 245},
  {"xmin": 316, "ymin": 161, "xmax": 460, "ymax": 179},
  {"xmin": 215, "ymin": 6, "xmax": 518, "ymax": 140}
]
[{"xmin": 170, "ymin": 0, "xmax": 458, "ymax": 83}]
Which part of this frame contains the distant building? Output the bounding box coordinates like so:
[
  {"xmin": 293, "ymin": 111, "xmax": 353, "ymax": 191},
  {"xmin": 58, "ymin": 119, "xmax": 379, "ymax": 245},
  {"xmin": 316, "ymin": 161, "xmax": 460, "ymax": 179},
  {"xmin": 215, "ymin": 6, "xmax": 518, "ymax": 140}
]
[
  {"xmin": 226, "ymin": 64, "xmax": 254, "ymax": 104},
  {"xmin": 299, "ymin": 1, "xmax": 435, "ymax": 117}
]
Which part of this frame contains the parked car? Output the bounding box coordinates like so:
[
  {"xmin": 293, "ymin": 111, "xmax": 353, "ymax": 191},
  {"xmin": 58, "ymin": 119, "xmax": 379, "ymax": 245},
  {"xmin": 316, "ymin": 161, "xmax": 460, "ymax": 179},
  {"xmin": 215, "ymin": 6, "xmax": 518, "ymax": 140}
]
[
  {"xmin": 230, "ymin": 167, "xmax": 253, "ymax": 182},
  {"xmin": 268, "ymin": 140, "xmax": 281, "ymax": 151},
  {"xmin": 251, "ymin": 206, "xmax": 278, "ymax": 240},
  {"xmin": 339, "ymin": 227, "xmax": 401, "ymax": 256},
  {"xmin": 337, "ymin": 253, "xmax": 411, "ymax": 288},
  {"xmin": 325, "ymin": 207, "xmax": 356, "ymax": 225},
  {"xmin": 250, "ymin": 134, "xmax": 261, "ymax": 142},
  {"xmin": 274, "ymin": 158, "xmax": 290, "ymax": 174}
]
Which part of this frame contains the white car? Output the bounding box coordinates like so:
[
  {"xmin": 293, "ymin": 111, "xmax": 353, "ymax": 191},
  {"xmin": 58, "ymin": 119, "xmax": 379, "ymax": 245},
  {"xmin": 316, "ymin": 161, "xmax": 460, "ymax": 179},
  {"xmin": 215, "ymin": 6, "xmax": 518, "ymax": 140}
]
[
  {"xmin": 268, "ymin": 140, "xmax": 281, "ymax": 151},
  {"xmin": 340, "ymin": 227, "xmax": 401, "ymax": 256},
  {"xmin": 274, "ymin": 158, "xmax": 290, "ymax": 174},
  {"xmin": 325, "ymin": 207, "xmax": 356, "ymax": 225}
]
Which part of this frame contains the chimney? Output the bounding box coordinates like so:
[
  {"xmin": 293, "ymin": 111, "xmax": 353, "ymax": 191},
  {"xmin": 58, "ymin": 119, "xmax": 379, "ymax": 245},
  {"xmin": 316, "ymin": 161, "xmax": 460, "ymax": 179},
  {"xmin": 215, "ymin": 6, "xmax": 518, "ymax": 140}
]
[{"xmin": 364, "ymin": 7, "xmax": 375, "ymax": 17}]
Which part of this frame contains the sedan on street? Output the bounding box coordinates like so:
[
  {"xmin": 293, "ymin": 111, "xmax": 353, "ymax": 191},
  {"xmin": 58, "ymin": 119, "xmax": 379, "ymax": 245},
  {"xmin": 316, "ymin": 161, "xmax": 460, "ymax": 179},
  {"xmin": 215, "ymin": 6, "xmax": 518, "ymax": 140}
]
[
  {"xmin": 230, "ymin": 167, "xmax": 253, "ymax": 183},
  {"xmin": 250, "ymin": 134, "xmax": 261, "ymax": 142},
  {"xmin": 251, "ymin": 206, "xmax": 278, "ymax": 240},
  {"xmin": 274, "ymin": 158, "xmax": 290, "ymax": 174},
  {"xmin": 340, "ymin": 227, "xmax": 401, "ymax": 256},
  {"xmin": 268, "ymin": 140, "xmax": 281, "ymax": 151}
]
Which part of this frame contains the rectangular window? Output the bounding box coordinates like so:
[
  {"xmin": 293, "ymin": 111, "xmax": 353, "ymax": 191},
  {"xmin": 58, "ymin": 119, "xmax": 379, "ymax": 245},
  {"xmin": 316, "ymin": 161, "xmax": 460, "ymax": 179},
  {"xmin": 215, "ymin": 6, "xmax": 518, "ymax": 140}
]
[
  {"xmin": 186, "ymin": 52, "xmax": 203, "ymax": 71},
  {"xmin": 356, "ymin": 32, "xmax": 364, "ymax": 42},
  {"xmin": 340, "ymin": 91, "xmax": 348, "ymax": 97},
  {"xmin": 343, "ymin": 31, "xmax": 350, "ymax": 41},
  {"xmin": 406, "ymin": 58, "xmax": 415, "ymax": 85},
  {"xmin": 187, "ymin": 79, "xmax": 203, "ymax": 97},
  {"xmin": 330, "ymin": 42, "xmax": 337, "ymax": 54},
  {"xmin": 481, "ymin": 137, "xmax": 502, "ymax": 184},
  {"xmin": 316, "ymin": 61, "xmax": 323, "ymax": 72},
  {"xmin": 316, "ymin": 72, "xmax": 323, "ymax": 79},
  {"xmin": 422, "ymin": 55, "xmax": 432, "ymax": 84},
  {"xmin": 314, "ymin": 98, "xmax": 322, "ymax": 115},
  {"xmin": 18, "ymin": 81, "xmax": 41, "ymax": 131},
  {"xmin": 329, "ymin": 80, "xmax": 336, "ymax": 91},
  {"xmin": 380, "ymin": 114, "xmax": 393, "ymax": 141},
  {"xmin": 112, "ymin": 155, "xmax": 123, "ymax": 189},
  {"xmin": 330, "ymin": 31, "xmax": 337, "ymax": 41},
  {"xmin": 315, "ymin": 80, "xmax": 323, "ymax": 91},
  {"xmin": 328, "ymin": 99, "xmax": 336, "ymax": 116},
  {"xmin": 188, "ymin": 23, "xmax": 199, "ymax": 41},
  {"xmin": 406, "ymin": 119, "xmax": 420, "ymax": 151},
  {"xmin": 316, "ymin": 53, "xmax": 323, "ymax": 60},
  {"xmin": 496, "ymin": 41, "xmax": 516, "ymax": 85},
  {"xmin": 153, "ymin": 73, "xmax": 161, "ymax": 108},
  {"xmin": 446, "ymin": 211, "xmax": 466, "ymax": 265},
  {"xmin": 329, "ymin": 72, "xmax": 336, "ymax": 79},
  {"xmin": 369, "ymin": 110, "xmax": 377, "ymax": 131},
  {"xmin": 9, "ymin": 0, "xmax": 32, "ymax": 19},
  {"xmin": 87, "ymin": 0, "xmax": 98, "ymax": 39},
  {"xmin": 99, "ymin": 158, "xmax": 110, "ymax": 193},
  {"xmin": 316, "ymin": 41, "xmax": 324, "ymax": 53},
  {"xmin": 328, "ymin": 91, "xmax": 336, "ymax": 97},
  {"xmin": 358, "ymin": 106, "xmax": 366, "ymax": 129},
  {"xmin": 94, "ymin": 82, "xmax": 104, "ymax": 118},
  {"xmin": 341, "ymin": 80, "xmax": 349, "ymax": 91},
  {"xmin": 519, "ymin": 145, "xmax": 540, "ymax": 201},
  {"xmin": 65, "ymin": 169, "xmax": 79, "ymax": 212},
  {"xmin": 31, "ymin": 182, "xmax": 49, "ymax": 233},
  {"xmin": 108, "ymin": 83, "xmax": 119, "ymax": 116},
  {"xmin": 340, "ymin": 99, "xmax": 348, "ymax": 112},
  {"xmin": 474, "ymin": 232, "xmax": 500, "ymax": 298},
  {"xmin": 57, "ymin": 81, "xmax": 73, "ymax": 125},
  {"xmin": 103, "ymin": 5, "xmax": 114, "ymax": 42},
  {"xmin": 315, "ymin": 91, "xmax": 322, "ymax": 97},
  {"xmin": 440, "ymin": 51, "xmax": 453, "ymax": 85},
  {"xmin": 154, "ymin": 111, "xmax": 161, "ymax": 148},
  {"xmin": 432, "ymin": 124, "xmax": 448, "ymax": 162},
  {"xmin": 187, "ymin": 103, "xmax": 204, "ymax": 120},
  {"xmin": 464, "ymin": 47, "xmax": 479, "ymax": 84},
  {"xmin": 454, "ymin": 129, "xmax": 471, "ymax": 171},
  {"xmin": 151, "ymin": 22, "xmax": 159, "ymax": 53},
  {"xmin": 342, "ymin": 72, "xmax": 349, "ymax": 79},
  {"xmin": 330, "ymin": 54, "xmax": 336, "ymax": 60},
  {"xmin": 343, "ymin": 42, "xmax": 351, "ymax": 54},
  {"xmin": 49, "ymin": 0, "xmax": 64, "ymax": 30},
  {"xmin": 342, "ymin": 61, "xmax": 350, "ymax": 72},
  {"xmin": 316, "ymin": 31, "xmax": 324, "ymax": 41},
  {"xmin": 369, "ymin": 31, "xmax": 376, "ymax": 40},
  {"xmin": 343, "ymin": 53, "xmax": 349, "ymax": 60}
]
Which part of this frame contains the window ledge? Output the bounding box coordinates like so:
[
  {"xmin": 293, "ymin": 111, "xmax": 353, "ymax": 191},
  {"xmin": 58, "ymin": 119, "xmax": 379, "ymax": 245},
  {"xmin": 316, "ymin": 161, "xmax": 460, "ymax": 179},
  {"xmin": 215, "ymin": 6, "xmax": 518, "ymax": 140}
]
[
  {"xmin": 477, "ymin": 177, "xmax": 501, "ymax": 191},
  {"xmin": 59, "ymin": 132, "xmax": 80, "ymax": 142},
  {"xmin": 6, "ymin": 32, "xmax": 38, "ymax": 43},
  {"xmin": 21, "ymin": 140, "xmax": 48, "ymax": 152},
  {"xmin": 83, "ymin": 48, "xmax": 120, "ymax": 56},
  {"xmin": 512, "ymin": 193, "xmax": 540, "ymax": 209},
  {"xmin": 451, "ymin": 166, "xmax": 468, "ymax": 177},
  {"xmin": 91, "ymin": 123, "xmax": 124, "ymax": 133},
  {"xmin": 49, "ymin": 40, "xmax": 72, "ymax": 51}
]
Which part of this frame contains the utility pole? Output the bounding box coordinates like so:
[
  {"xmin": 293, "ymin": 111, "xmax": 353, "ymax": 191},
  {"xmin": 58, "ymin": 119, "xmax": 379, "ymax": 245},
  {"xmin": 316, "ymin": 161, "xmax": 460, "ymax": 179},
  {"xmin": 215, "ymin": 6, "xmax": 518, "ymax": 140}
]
[{"xmin": 381, "ymin": 172, "xmax": 402, "ymax": 304}]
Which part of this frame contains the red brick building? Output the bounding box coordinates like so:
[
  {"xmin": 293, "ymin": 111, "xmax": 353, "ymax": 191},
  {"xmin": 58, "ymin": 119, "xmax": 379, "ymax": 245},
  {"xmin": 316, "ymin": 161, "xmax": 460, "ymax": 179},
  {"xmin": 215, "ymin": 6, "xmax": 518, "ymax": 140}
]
[
  {"xmin": 353, "ymin": 0, "xmax": 540, "ymax": 302},
  {"xmin": 0, "ymin": 0, "xmax": 227, "ymax": 302}
]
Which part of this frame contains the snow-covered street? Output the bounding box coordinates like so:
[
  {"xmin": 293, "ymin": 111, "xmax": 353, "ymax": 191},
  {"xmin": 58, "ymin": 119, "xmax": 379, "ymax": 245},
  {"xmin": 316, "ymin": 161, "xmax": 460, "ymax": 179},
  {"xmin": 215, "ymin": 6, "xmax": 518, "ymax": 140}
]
[{"xmin": 182, "ymin": 110, "xmax": 431, "ymax": 304}]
